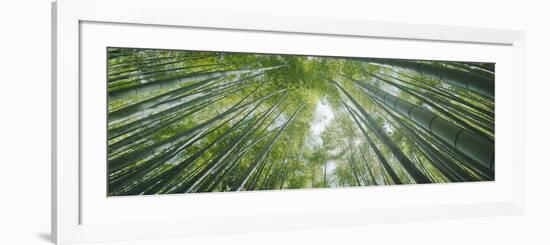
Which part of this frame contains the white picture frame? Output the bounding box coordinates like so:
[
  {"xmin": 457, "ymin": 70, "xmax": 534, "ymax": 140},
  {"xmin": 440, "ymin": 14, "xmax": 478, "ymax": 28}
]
[{"xmin": 52, "ymin": 0, "xmax": 525, "ymax": 244}]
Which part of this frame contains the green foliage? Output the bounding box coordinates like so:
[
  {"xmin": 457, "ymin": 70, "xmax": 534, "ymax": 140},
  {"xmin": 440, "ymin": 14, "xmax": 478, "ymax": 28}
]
[{"xmin": 107, "ymin": 47, "xmax": 495, "ymax": 196}]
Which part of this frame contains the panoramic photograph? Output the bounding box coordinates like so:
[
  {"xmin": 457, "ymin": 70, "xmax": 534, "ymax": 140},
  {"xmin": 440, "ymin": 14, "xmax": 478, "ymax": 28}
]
[{"xmin": 107, "ymin": 47, "xmax": 495, "ymax": 196}]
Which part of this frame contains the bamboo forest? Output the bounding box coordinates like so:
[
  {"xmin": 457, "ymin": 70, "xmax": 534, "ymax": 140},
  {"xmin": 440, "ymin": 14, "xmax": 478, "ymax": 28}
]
[{"xmin": 107, "ymin": 47, "xmax": 495, "ymax": 196}]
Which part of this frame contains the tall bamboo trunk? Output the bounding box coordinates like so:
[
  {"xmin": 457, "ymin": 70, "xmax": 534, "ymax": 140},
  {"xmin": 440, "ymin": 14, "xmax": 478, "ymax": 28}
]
[
  {"xmin": 343, "ymin": 103, "xmax": 403, "ymax": 184},
  {"xmin": 361, "ymin": 58, "xmax": 494, "ymax": 98},
  {"xmin": 333, "ymin": 80, "xmax": 431, "ymax": 184},
  {"xmin": 358, "ymin": 82, "xmax": 494, "ymax": 176},
  {"xmin": 109, "ymin": 65, "xmax": 285, "ymax": 100}
]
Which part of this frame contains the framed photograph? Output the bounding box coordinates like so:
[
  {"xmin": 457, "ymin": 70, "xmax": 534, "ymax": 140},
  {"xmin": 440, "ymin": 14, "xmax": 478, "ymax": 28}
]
[{"xmin": 52, "ymin": 0, "xmax": 525, "ymax": 244}]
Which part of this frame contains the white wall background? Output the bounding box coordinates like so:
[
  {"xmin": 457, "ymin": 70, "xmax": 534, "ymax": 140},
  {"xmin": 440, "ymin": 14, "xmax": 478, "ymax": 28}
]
[{"xmin": 0, "ymin": 0, "xmax": 547, "ymax": 244}]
